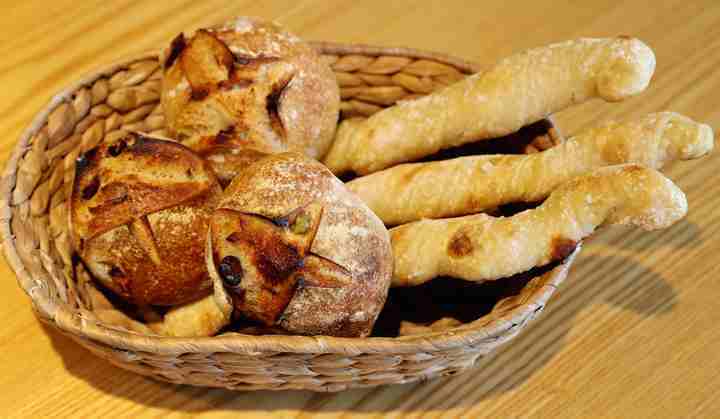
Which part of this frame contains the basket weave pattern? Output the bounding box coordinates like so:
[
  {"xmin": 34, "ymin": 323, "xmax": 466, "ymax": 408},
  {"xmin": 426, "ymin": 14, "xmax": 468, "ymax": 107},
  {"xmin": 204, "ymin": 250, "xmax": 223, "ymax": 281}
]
[{"xmin": 1, "ymin": 43, "xmax": 579, "ymax": 391}]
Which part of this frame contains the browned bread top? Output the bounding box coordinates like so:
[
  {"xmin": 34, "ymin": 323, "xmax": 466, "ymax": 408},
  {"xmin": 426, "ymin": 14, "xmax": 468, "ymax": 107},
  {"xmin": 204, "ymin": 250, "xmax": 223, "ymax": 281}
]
[
  {"xmin": 70, "ymin": 133, "xmax": 222, "ymax": 306},
  {"xmin": 208, "ymin": 152, "xmax": 393, "ymax": 337},
  {"xmin": 70, "ymin": 132, "xmax": 217, "ymax": 242},
  {"xmin": 160, "ymin": 16, "xmax": 340, "ymax": 171}
]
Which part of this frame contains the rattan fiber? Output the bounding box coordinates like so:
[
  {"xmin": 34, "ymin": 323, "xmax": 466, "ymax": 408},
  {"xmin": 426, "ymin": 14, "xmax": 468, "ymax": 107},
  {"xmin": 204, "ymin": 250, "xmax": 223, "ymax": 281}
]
[{"xmin": 1, "ymin": 42, "xmax": 580, "ymax": 391}]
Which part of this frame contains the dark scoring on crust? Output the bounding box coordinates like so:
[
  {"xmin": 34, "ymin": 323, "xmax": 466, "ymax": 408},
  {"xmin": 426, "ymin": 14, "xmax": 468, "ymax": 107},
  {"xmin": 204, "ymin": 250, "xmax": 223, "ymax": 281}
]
[
  {"xmin": 71, "ymin": 132, "xmax": 217, "ymax": 241},
  {"xmin": 81, "ymin": 187, "xmax": 218, "ymax": 306},
  {"xmin": 107, "ymin": 139, "xmax": 127, "ymax": 157},
  {"xmin": 81, "ymin": 176, "xmax": 101, "ymax": 200},
  {"xmin": 190, "ymin": 87, "xmax": 210, "ymax": 101},
  {"xmin": 448, "ymin": 229, "xmax": 473, "ymax": 257},
  {"xmin": 214, "ymin": 126, "xmax": 236, "ymax": 145},
  {"xmin": 550, "ymin": 237, "xmax": 578, "ymax": 260},
  {"xmin": 164, "ymin": 33, "xmax": 187, "ymax": 69},
  {"xmin": 214, "ymin": 202, "xmax": 344, "ymax": 327},
  {"xmin": 294, "ymin": 254, "xmax": 351, "ymax": 289},
  {"xmin": 226, "ymin": 230, "xmax": 304, "ymax": 286},
  {"xmin": 186, "ymin": 54, "xmax": 285, "ymax": 101},
  {"xmin": 125, "ymin": 133, "xmax": 203, "ymax": 163},
  {"xmin": 266, "ymin": 75, "xmax": 293, "ymax": 138},
  {"xmin": 75, "ymin": 147, "xmax": 99, "ymax": 178},
  {"xmin": 218, "ymin": 218, "xmax": 303, "ymax": 325}
]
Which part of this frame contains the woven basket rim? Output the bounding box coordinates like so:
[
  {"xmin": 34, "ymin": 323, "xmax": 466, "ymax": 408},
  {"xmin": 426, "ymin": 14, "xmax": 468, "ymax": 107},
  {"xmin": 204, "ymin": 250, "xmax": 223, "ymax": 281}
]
[{"xmin": 1, "ymin": 42, "xmax": 578, "ymax": 356}]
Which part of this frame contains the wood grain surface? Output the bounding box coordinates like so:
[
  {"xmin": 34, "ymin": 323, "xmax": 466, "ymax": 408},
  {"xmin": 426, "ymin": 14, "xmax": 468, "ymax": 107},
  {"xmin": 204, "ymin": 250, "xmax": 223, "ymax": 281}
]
[{"xmin": 2, "ymin": 0, "xmax": 720, "ymax": 417}]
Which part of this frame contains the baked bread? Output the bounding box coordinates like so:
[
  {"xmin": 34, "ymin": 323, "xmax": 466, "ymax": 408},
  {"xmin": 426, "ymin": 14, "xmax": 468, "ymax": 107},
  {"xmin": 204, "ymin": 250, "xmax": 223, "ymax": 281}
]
[
  {"xmin": 146, "ymin": 235, "xmax": 234, "ymax": 337},
  {"xmin": 204, "ymin": 148, "xmax": 268, "ymax": 187},
  {"xmin": 348, "ymin": 112, "xmax": 713, "ymax": 225},
  {"xmin": 325, "ymin": 37, "xmax": 656, "ymax": 175},
  {"xmin": 69, "ymin": 132, "xmax": 222, "ymax": 306},
  {"xmin": 160, "ymin": 16, "xmax": 340, "ymax": 185},
  {"xmin": 391, "ymin": 165, "xmax": 687, "ymax": 286},
  {"xmin": 207, "ymin": 152, "xmax": 393, "ymax": 337}
]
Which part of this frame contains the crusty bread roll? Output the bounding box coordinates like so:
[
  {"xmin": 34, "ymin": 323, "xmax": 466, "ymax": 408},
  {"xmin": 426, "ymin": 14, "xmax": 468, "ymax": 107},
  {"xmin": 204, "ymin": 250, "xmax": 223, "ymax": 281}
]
[
  {"xmin": 207, "ymin": 152, "xmax": 393, "ymax": 337},
  {"xmin": 146, "ymin": 235, "xmax": 234, "ymax": 337},
  {"xmin": 69, "ymin": 132, "xmax": 222, "ymax": 306},
  {"xmin": 160, "ymin": 16, "xmax": 340, "ymax": 185}
]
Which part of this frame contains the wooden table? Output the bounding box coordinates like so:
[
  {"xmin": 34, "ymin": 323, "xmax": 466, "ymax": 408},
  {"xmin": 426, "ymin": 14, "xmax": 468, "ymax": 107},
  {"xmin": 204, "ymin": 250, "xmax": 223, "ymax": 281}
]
[{"xmin": 2, "ymin": 0, "xmax": 719, "ymax": 417}]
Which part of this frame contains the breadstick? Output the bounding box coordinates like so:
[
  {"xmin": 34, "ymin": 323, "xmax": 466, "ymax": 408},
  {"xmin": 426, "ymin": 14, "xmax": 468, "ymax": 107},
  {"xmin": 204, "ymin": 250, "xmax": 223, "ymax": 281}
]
[
  {"xmin": 148, "ymin": 294, "xmax": 231, "ymax": 337},
  {"xmin": 391, "ymin": 165, "xmax": 686, "ymax": 287},
  {"xmin": 348, "ymin": 112, "xmax": 713, "ymax": 225},
  {"xmin": 325, "ymin": 37, "xmax": 656, "ymax": 175}
]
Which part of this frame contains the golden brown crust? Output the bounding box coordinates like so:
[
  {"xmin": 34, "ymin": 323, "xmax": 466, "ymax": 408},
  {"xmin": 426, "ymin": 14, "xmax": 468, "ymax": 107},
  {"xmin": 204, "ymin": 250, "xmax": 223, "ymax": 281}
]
[
  {"xmin": 325, "ymin": 37, "xmax": 656, "ymax": 175},
  {"xmin": 160, "ymin": 16, "xmax": 340, "ymax": 182},
  {"xmin": 203, "ymin": 148, "xmax": 267, "ymax": 187},
  {"xmin": 71, "ymin": 132, "xmax": 216, "ymax": 240},
  {"xmin": 210, "ymin": 208, "xmax": 313, "ymax": 325},
  {"xmin": 347, "ymin": 112, "xmax": 714, "ymax": 225},
  {"xmin": 208, "ymin": 152, "xmax": 392, "ymax": 337},
  {"xmin": 146, "ymin": 237, "xmax": 234, "ymax": 337},
  {"xmin": 391, "ymin": 165, "xmax": 687, "ymax": 287},
  {"xmin": 69, "ymin": 133, "xmax": 222, "ymax": 306}
]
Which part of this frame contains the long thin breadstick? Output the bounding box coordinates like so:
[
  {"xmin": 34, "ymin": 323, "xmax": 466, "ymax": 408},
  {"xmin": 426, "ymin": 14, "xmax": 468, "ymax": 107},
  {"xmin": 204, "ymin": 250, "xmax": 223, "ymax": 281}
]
[
  {"xmin": 325, "ymin": 37, "xmax": 656, "ymax": 175},
  {"xmin": 349, "ymin": 112, "xmax": 713, "ymax": 225},
  {"xmin": 391, "ymin": 165, "xmax": 687, "ymax": 287}
]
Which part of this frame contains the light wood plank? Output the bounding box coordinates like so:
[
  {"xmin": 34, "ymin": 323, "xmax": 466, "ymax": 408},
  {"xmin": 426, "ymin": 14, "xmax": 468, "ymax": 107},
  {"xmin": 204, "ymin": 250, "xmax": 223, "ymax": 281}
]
[{"xmin": 1, "ymin": 1, "xmax": 719, "ymax": 417}]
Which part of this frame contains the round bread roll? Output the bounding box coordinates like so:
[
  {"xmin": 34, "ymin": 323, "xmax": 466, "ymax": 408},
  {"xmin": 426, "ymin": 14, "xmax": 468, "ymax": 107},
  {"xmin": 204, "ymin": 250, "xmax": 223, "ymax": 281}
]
[
  {"xmin": 69, "ymin": 132, "xmax": 222, "ymax": 306},
  {"xmin": 160, "ymin": 16, "xmax": 340, "ymax": 186},
  {"xmin": 208, "ymin": 152, "xmax": 393, "ymax": 337}
]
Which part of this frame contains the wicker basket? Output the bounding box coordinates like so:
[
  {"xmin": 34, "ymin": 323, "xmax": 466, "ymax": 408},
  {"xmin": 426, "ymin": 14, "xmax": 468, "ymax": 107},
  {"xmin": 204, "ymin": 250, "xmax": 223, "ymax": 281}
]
[{"xmin": 1, "ymin": 42, "xmax": 580, "ymax": 392}]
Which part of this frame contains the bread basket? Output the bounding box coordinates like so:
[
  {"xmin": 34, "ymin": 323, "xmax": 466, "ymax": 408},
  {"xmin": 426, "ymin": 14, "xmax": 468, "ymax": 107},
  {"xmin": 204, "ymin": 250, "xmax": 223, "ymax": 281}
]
[{"xmin": 1, "ymin": 42, "xmax": 580, "ymax": 391}]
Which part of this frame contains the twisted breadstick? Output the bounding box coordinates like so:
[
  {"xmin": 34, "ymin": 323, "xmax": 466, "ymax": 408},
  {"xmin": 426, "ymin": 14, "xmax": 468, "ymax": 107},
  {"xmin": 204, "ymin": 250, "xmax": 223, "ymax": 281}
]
[
  {"xmin": 349, "ymin": 112, "xmax": 713, "ymax": 225},
  {"xmin": 325, "ymin": 37, "xmax": 656, "ymax": 175},
  {"xmin": 391, "ymin": 165, "xmax": 686, "ymax": 287}
]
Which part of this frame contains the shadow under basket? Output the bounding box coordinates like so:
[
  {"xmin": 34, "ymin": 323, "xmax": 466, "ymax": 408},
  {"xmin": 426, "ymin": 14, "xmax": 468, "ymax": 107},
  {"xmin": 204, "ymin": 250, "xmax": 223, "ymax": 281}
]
[{"xmin": 1, "ymin": 42, "xmax": 581, "ymax": 392}]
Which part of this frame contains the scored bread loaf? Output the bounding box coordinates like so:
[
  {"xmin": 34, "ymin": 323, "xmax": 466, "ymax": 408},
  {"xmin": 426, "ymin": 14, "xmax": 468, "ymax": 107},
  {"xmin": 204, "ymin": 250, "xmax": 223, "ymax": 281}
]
[
  {"xmin": 69, "ymin": 132, "xmax": 222, "ymax": 306},
  {"xmin": 160, "ymin": 16, "xmax": 340, "ymax": 186},
  {"xmin": 207, "ymin": 152, "xmax": 393, "ymax": 337}
]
